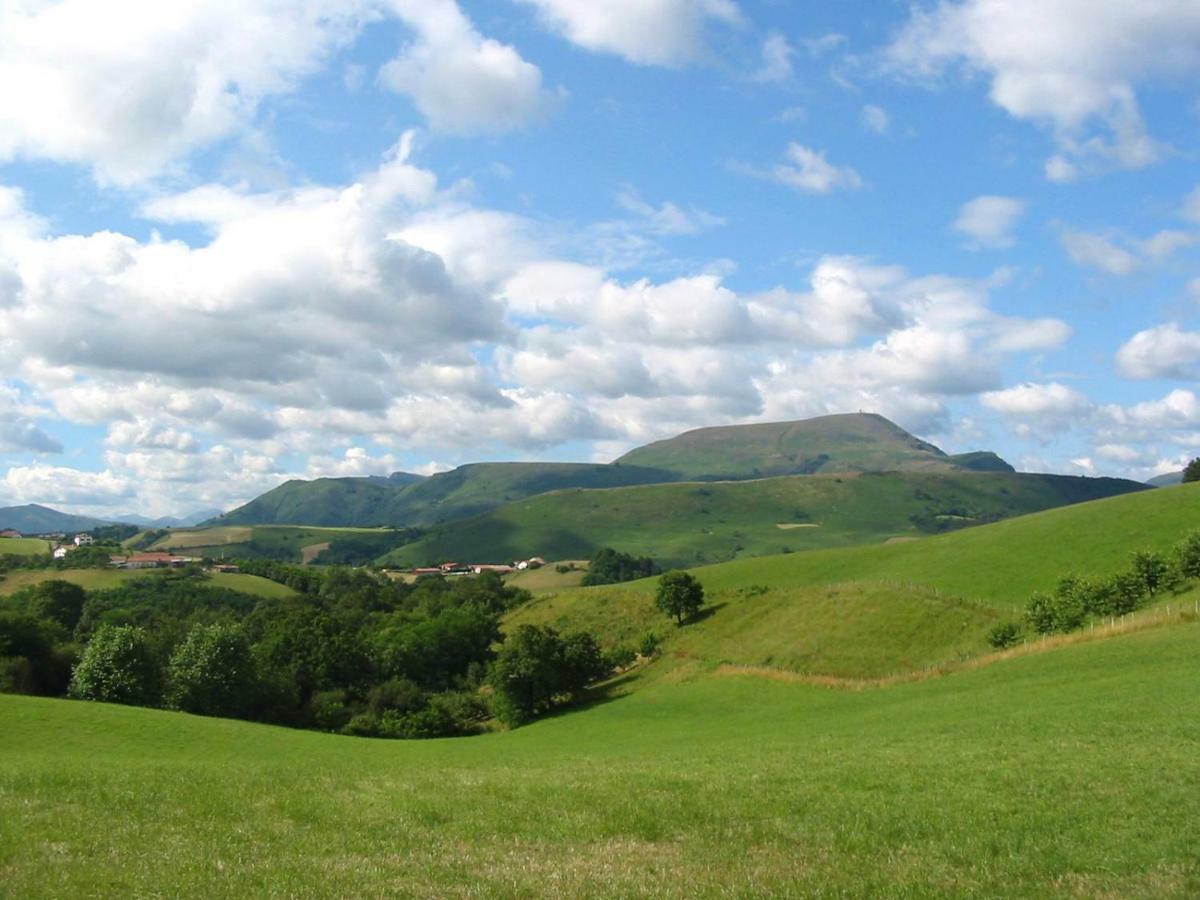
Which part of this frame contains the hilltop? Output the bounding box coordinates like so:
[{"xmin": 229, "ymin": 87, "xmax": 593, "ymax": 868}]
[
  {"xmin": 384, "ymin": 469, "xmax": 1146, "ymax": 569},
  {"xmin": 215, "ymin": 413, "xmax": 1018, "ymax": 529},
  {"xmin": 616, "ymin": 412, "xmax": 1013, "ymax": 480}
]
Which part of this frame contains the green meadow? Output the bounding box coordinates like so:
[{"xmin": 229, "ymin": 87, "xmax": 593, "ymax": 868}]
[
  {"xmin": 2, "ymin": 484, "xmax": 1199, "ymax": 896},
  {"xmin": 0, "ymin": 567, "xmax": 295, "ymax": 600},
  {"xmin": 1, "ymin": 621, "xmax": 1197, "ymax": 897},
  {"xmin": 0, "ymin": 537, "xmax": 51, "ymax": 557}
]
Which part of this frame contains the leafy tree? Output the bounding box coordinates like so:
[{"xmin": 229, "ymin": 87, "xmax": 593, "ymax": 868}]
[
  {"xmin": 489, "ymin": 624, "xmax": 609, "ymax": 727},
  {"xmin": 164, "ymin": 622, "xmax": 258, "ymax": 718},
  {"xmin": 1176, "ymin": 531, "xmax": 1200, "ymax": 579},
  {"xmin": 582, "ymin": 548, "xmax": 661, "ymax": 586},
  {"xmin": 1025, "ymin": 593, "xmax": 1057, "ymax": 635},
  {"xmin": 654, "ymin": 570, "xmax": 705, "ymax": 625},
  {"xmin": 68, "ymin": 624, "xmax": 160, "ymax": 706},
  {"xmin": 1130, "ymin": 550, "xmax": 1172, "ymax": 596},
  {"xmin": 0, "ymin": 611, "xmax": 75, "ymax": 696},
  {"xmin": 987, "ymin": 622, "xmax": 1021, "ymax": 649},
  {"xmin": 1183, "ymin": 457, "xmax": 1200, "ymax": 483},
  {"xmin": 23, "ymin": 580, "xmax": 87, "ymax": 632}
]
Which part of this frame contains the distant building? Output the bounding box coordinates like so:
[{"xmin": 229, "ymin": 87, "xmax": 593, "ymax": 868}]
[
  {"xmin": 52, "ymin": 545, "xmax": 69, "ymax": 559},
  {"xmin": 73, "ymin": 533, "xmax": 94, "ymax": 546},
  {"xmin": 210, "ymin": 563, "xmax": 240, "ymax": 574},
  {"xmin": 472, "ymin": 564, "xmax": 515, "ymax": 575},
  {"xmin": 123, "ymin": 552, "xmax": 195, "ymax": 569},
  {"xmin": 0, "ymin": 529, "xmax": 21, "ymax": 539},
  {"xmin": 514, "ymin": 557, "xmax": 546, "ymax": 571}
]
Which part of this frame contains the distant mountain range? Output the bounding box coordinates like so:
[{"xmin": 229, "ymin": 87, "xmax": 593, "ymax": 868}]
[
  {"xmin": 1147, "ymin": 471, "xmax": 1183, "ymax": 487},
  {"xmin": 212, "ymin": 413, "xmax": 1074, "ymax": 531},
  {"xmin": 0, "ymin": 503, "xmax": 225, "ymax": 534}
]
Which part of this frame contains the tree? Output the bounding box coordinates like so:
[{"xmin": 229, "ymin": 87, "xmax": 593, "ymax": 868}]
[
  {"xmin": 164, "ymin": 623, "xmax": 258, "ymax": 718},
  {"xmin": 24, "ymin": 580, "xmax": 87, "ymax": 632},
  {"xmin": 68, "ymin": 624, "xmax": 160, "ymax": 706},
  {"xmin": 581, "ymin": 548, "xmax": 661, "ymax": 586},
  {"xmin": 654, "ymin": 570, "xmax": 705, "ymax": 625},
  {"xmin": 489, "ymin": 624, "xmax": 610, "ymax": 727},
  {"xmin": 1130, "ymin": 550, "xmax": 1172, "ymax": 596},
  {"xmin": 1184, "ymin": 458, "xmax": 1200, "ymax": 483}
]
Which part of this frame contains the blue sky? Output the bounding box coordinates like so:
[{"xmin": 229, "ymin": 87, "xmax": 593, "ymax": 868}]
[{"xmin": 0, "ymin": 0, "xmax": 1198, "ymax": 516}]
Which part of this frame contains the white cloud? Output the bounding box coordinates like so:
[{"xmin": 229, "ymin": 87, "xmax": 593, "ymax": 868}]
[
  {"xmin": 953, "ymin": 195, "xmax": 1026, "ymax": 249},
  {"xmin": 1060, "ymin": 230, "xmax": 1141, "ymax": 275},
  {"xmin": 747, "ymin": 143, "xmax": 864, "ymax": 194},
  {"xmin": 1116, "ymin": 324, "xmax": 1200, "ymax": 379},
  {"xmin": 753, "ymin": 32, "xmax": 794, "ymax": 83},
  {"xmin": 0, "ymin": 385, "xmax": 61, "ymax": 455},
  {"xmin": 381, "ymin": 0, "xmax": 559, "ymax": 134},
  {"xmin": 0, "ymin": 0, "xmax": 374, "ymax": 184},
  {"xmin": 860, "ymin": 104, "xmax": 890, "ymax": 135},
  {"xmin": 981, "ymin": 382, "xmax": 1091, "ymax": 417},
  {"xmin": 889, "ymin": 1, "xmax": 1200, "ymax": 177},
  {"xmin": 516, "ymin": 0, "xmax": 742, "ymax": 67},
  {"xmin": 615, "ymin": 190, "xmax": 725, "ymax": 236}
]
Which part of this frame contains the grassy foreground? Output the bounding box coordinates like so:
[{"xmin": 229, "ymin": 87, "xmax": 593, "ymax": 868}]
[{"xmin": 0, "ymin": 621, "xmax": 1197, "ymax": 897}]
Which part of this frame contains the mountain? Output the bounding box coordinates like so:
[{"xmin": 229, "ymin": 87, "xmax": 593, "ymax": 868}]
[
  {"xmin": 210, "ymin": 463, "xmax": 672, "ymax": 528},
  {"xmin": 381, "ymin": 470, "xmax": 1148, "ymax": 569},
  {"xmin": 216, "ymin": 414, "xmax": 1019, "ymax": 528},
  {"xmin": 0, "ymin": 504, "xmax": 112, "ymax": 534},
  {"xmin": 114, "ymin": 508, "xmax": 226, "ymax": 528},
  {"xmin": 1148, "ymin": 471, "xmax": 1183, "ymax": 487},
  {"xmin": 615, "ymin": 412, "xmax": 1013, "ymax": 480}
]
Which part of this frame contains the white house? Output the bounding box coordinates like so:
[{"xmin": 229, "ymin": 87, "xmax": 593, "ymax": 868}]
[
  {"xmin": 73, "ymin": 533, "xmax": 94, "ymax": 547},
  {"xmin": 52, "ymin": 546, "xmax": 69, "ymax": 559}
]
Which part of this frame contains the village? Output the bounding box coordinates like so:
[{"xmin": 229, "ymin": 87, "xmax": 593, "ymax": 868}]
[
  {"xmin": 407, "ymin": 557, "xmax": 547, "ymax": 577},
  {"xmin": 1, "ymin": 529, "xmax": 241, "ymax": 574}
]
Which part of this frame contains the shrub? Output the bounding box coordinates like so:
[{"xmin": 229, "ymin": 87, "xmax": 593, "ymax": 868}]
[
  {"xmin": 638, "ymin": 632, "xmax": 661, "ymax": 658},
  {"xmin": 69, "ymin": 624, "xmax": 160, "ymax": 706},
  {"xmin": 987, "ymin": 622, "xmax": 1021, "ymax": 649},
  {"xmin": 1176, "ymin": 531, "xmax": 1200, "ymax": 579},
  {"xmin": 1130, "ymin": 550, "xmax": 1173, "ymax": 596}
]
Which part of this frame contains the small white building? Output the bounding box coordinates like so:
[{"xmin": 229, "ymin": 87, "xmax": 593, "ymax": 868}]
[
  {"xmin": 73, "ymin": 533, "xmax": 94, "ymax": 547},
  {"xmin": 52, "ymin": 546, "xmax": 69, "ymax": 559}
]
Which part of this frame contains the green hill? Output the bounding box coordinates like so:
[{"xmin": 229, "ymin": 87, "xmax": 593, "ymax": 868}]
[
  {"xmin": 615, "ymin": 412, "xmax": 1013, "ymax": 480},
  {"xmin": 382, "ymin": 470, "xmax": 1146, "ymax": 568},
  {"xmin": 142, "ymin": 524, "xmax": 410, "ymax": 565},
  {"xmin": 507, "ymin": 484, "xmax": 1200, "ymax": 674},
  {"xmin": 212, "ymin": 414, "xmax": 1018, "ymax": 529}
]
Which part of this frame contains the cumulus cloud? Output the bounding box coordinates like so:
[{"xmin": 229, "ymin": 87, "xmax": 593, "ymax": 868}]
[
  {"xmin": 888, "ymin": 1, "xmax": 1200, "ymax": 177},
  {"xmin": 982, "ymin": 381, "xmax": 1091, "ymax": 418},
  {"xmin": 953, "ymin": 195, "xmax": 1026, "ymax": 249},
  {"xmin": 0, "ymin": 0, "xmax": 374, "ymax": 184},
  {"xmin": 615, "ymin": 190, "xmax": 725, "ymax": 236},
  {"xmin": 0, "ymin": 385, "xmax": 60, "ymax": 455},
  {"xmin": 1057, "ymin": 226, "xmax": 1195, "ymax": 276},
  {"xmin": 744, "ymin": 143, "xmax": 864, "ymax": 194},
  {"xmin": 516, "ymin": 0, "xmax": 742, "ymax": 67},
  {"xmin": 1116, "ymin": 323, "xmax": 1200, "ymax": 379},
  {"xmin": 381, "ymin": 0, "xmax": 559, "ymax": 134}
]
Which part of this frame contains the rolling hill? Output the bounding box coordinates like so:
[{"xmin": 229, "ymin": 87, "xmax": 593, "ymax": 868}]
[
  {"xmin": 214, "ymin": 413, "xmax": 1019, "ymax": 529},
  {"xmin": 382, "ymin": 470, "xmax": 1147, "ymax": 568}
]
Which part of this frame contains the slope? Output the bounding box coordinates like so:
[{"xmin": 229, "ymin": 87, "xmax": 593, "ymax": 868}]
[
  {"xmin": 616, "ymin": 412, "xmax": 1013, "ymax": 480},
  {"xmin": 1, "ymin": 621, "xmax": 1197, "ymax": 896},
  {"xmin": 382, "ymin": 470, "xmax": 1146, "ymax": 568}
]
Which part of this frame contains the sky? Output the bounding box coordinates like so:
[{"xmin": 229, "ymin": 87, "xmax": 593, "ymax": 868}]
[{"xmin": 0, "ymin": 0, "xmax": 1199, "ymax": 518}]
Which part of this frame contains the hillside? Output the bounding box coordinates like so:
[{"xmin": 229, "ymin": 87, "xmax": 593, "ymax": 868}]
[
  {"xmin": 213, "ymin": 413, "xmax": 1017, "ymax": 528},
  {"xmin": 140, "ymin": 524, "xmax": 411, "ymax": 565},
  {"xmin": 615, "ymin": 412, "xmax": 1013, "ymax": 480},
  {"xmin": 2, "ymin": 620, "xmax": 1197, "ymax": 896},
  {"xmin": 1148, "ymin": 471, "xmax": 1183, "ymax": 486},
  {"xmin": 214, "ymin": 462, "xmax": 674, "ymax": 527},
  {"xmin": 0, "ymin": 503, "xmax": 112, "ymax": 534},
  {"xmin": 382, "ymin": 470, "xmax": 1147, "ymax": 568}
]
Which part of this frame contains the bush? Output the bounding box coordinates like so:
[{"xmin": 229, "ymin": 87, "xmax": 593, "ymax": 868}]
[
  {"xmin": 489, "ymin": 624, "xmax": 610, "ymax": 727},
  {"xmin": 69, "ymin": 624, "xmax": 160, "ymax": 706},
  {"xmin": 1176, "ymin": 531, "xmax": 1200, "ymax": 579},
  {"xmin": 987, "ymin": 622, "xmax": 1021, "ymax": 649},
  {"xmin": 638, "ymin": 632, "xmax": 661, "ymax": 657},
  {"xmin": 1130, "ymin": 550, "xmax": 1173, "ymax": 596}
]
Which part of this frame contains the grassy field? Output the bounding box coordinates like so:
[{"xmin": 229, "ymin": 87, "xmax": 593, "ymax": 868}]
[
  {"xmin": 0, "ymin": 620, "xmax": 1196, "ymax": 896},
  {"xmin": 144, "ymin": 525, "xmax": 406, "ymax": 564},
  {"xmin": 383, "ymin": 469, "xmax": 1145, "ymax": 569},
  {"xmin": 0, "ymin": 568, "xmax": 295, "ymax": 600},
  {"xmin": 0, "ymin": 537, "xmax": 51, "ymax": 556}
]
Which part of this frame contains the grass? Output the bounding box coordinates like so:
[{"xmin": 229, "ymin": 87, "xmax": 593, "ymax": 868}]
[
  {"xmin": 146, "ymin": 525, "xmax": 404, "ymax": 563},
  {"xmin": 0, "ymin": 621, "xmax": 1197, "ymax": 896},
  {"xmin": 504, "ymin": 561, "xmax": 589, "ymax": 592},
  {"xmin": 0, "ymin": 537, "xmax": 51, "ymax": 556},
  {"xmin": 383, "ymin": 469, "xmax": 1144, "ymax": 569},
  {"xmin": 0, "ymin": 568, "xmax": 296, "ymax": 600}
]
